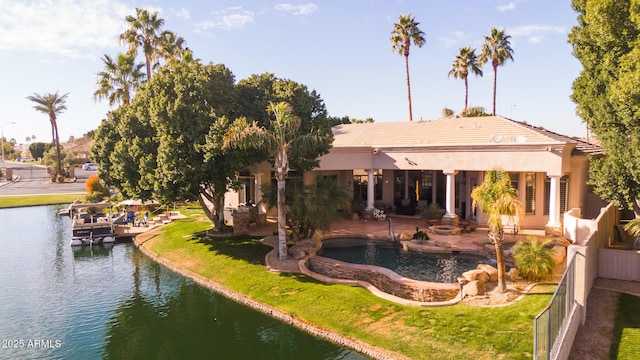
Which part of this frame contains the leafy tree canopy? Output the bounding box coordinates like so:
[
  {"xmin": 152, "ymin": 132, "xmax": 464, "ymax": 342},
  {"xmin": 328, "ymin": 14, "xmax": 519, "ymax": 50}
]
[{"xmin": 569, "ymin": 0, "xmax": 640, "ymax": 213}]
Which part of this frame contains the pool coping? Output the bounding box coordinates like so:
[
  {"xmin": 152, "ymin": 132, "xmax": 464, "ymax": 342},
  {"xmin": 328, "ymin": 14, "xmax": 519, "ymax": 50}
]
[{"xmin": 298, "ymin": 234, "xmax": 482, "ymax": 307}]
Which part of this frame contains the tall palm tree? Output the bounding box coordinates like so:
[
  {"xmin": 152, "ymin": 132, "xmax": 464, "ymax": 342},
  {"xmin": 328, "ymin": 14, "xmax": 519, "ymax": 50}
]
[
  {"xmin": 390, "ymin": 14, "xmax": 426, "ymax": 121},
  {"xmin": 470, "ymin": 169, "xmax": 522, "ymax": 293},
  {"xmin": 224, "ymin": 102, "xmax": 328, "ymax": 261},
  {"xmin": 93, "ymin": 53, "xmax": 145, "ymax": 107},
  {"xmin": 26, "ymin": 92, "xmax": 68, "ymax": 178},
  {"xmin": 120, "ymin": 8, "xmax": 185, "ymax": 80},
  {"xmin": 448, "ymin": 46, "xmax": 483, "ymax": 111},
  {"xmin": 479, "ymin": 28, "xmax": 514, "ymax": 116}
]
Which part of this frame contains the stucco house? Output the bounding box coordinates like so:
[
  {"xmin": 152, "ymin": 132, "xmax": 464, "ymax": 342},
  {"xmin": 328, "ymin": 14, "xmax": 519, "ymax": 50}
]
[{"xmin": 226, "ymin": 116, "xmax": 605, "ymax": 235}]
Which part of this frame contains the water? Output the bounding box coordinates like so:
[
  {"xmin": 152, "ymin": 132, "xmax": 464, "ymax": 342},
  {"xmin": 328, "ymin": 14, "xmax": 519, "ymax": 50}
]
[
  {"xmin": 319, "ymin": 239, "xmax": 496, "ymax": 283},
  {"xmin": 0, "ymin": 206, "xmax": 366, "ymax": 360}
]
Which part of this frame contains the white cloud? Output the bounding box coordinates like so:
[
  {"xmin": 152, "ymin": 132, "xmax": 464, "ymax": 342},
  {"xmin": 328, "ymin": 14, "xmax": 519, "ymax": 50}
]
[
  {"xmin": 275, "ymin": 3, "xmax": 318, "ymax": 16},
  {"xmin": 0, "ymin": 0, "xmax": 130, "ymax": 59},
  {"xmin": 509, "ymin": 24, "xmax": 566, "ymax": 44},
  {"xmin": 437, "ymin": 31, "xmax": 467, "ymax": 48},
  {"xmin": 170, "ymin": 7, "xmax": 190, "ymax": 20},
  {"xmin": 496, "ymin": 1, "xmax": 516, "ymax": 12},
  {"xmin": 194, "ymin": 7, "xmax": 254, "ymax": 32}
]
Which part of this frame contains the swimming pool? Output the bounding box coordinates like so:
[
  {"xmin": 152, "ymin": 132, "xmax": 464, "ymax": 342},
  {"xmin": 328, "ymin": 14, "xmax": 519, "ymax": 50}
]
[{"xmin": 318, "ymin": 238, "xmax": 496, "ymax": 283}]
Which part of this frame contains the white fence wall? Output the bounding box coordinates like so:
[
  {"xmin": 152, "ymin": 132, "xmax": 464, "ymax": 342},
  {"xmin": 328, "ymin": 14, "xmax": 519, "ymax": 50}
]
[{"xmin": 598, "ymin": 249, "xmax": 640, "ymax": 281}]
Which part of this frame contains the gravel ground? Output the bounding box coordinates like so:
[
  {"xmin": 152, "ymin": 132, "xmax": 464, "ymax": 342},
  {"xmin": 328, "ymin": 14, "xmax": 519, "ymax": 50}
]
[{"xmin": 568, "ymin": 278, "xmax": 640, "ymax": 359}]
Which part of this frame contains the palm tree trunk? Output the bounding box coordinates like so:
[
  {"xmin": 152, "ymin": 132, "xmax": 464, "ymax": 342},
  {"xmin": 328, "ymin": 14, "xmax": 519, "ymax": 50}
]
[
  {"xmin": 53, "ymin": 120, "xmax": 62, "ymax": 178},
  {"xmin": 405, "ymin": 55, "xmax": 413, "ymax": 121},
  {"xmin": 464, "ymin": 76, "xmax": 469, "ymax": 111},
  {"xmin": 276, "ymin": 174, "xmax": 287, "ymax": 261},
  {"xmin": 493, "ymin": 227, "xmax": 507, "ymax": 293},
  {"xmin": 145, "ymin": 54, "xmax": 152, "ymax": 80},
  {"xmin": 492, "ymin": 65, "xmax": 498, "ymax": 115}
]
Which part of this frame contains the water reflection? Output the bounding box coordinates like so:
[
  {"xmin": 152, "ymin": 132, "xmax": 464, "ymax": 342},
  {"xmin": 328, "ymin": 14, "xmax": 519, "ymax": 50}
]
[{"xmin": 0, "ymin": 206, "xmax": 365, "ymax": 360}]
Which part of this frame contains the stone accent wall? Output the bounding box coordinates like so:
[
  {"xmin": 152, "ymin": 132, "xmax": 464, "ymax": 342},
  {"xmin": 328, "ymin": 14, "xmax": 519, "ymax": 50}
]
[
  {"xmin": 307, "ymin": 256, "xmax": 459, "ymax": 302},
  {"xmin": 232, "ymin": 205, "xmax": 258, "ymax": 233}
]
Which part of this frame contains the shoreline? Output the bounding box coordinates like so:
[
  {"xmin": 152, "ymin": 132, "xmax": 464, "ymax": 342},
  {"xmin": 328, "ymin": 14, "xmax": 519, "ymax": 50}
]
[{"xmin": 133, "ymin": 229, "xmax": 406, "ymax": 360}]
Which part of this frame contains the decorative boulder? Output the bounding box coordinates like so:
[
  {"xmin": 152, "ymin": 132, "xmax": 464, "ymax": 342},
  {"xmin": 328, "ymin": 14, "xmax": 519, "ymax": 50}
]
[
  {"xmin": 462, "ymin": 269, "xmax": 490, "ymax": 283},
  {"xmin": 398, "ymin": 232, "xmax": 414, "ymax": 241},
  {"xmin": 550, "ymin": 245, "xmax": 566, "ymax": 264},
  {"xmin": 463, "ymin": 280, "xmax": 485, "ymax": 297},
  {"xmin": 477, "ymin": 264, "xmax": 498, "ymax": 282},
  {"xmin": 288, "ymin": 247, "xmax": 306, "ymax": 260},
  {"xmin": 551, "ymin": 237, "xmax": 572, "ymax": 248}
]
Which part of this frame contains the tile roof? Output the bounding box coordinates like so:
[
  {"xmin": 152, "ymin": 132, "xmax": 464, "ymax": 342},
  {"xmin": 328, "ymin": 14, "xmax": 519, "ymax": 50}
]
[{"xmin": 332, "ymin": 116, "xmax": 603, "ymax": 156}]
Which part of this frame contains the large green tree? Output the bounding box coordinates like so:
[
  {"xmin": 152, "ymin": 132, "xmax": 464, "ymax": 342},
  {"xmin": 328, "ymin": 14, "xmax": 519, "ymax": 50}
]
[
  {"xmin": 569, "ymin": 0, "xmax": 640, "ymax": 216},
  {"xmin": 479, "ymin": 28, "xmax": 514, "ymax": 116},
  {"xmin": 120, "ymin": 8, "xmax": 185, "ymax": 80},
  {"xmin": 390, "ymin": 14, "xmax": 426, "ymax": 121},
  {"xmin": 471, "ymin": 169, "xmax": 522, "ymax": 293},
  {"xmin": 26, "ymin": 91, "xmax": 68, "ymax": 178},
  {"xmin": 91, "ymin": 55, "xmax": 245, "ymax": 228},
  {"xmin": 94, "ymin": 53, "xmax": 145, "ymax": 107},
  {"xmin": 224, "ymin": 102, "xmax": 333, "ymax": 261},
  {"xmin": 448, "ymin": 46, "xmax": 483, "ymax": 111}
]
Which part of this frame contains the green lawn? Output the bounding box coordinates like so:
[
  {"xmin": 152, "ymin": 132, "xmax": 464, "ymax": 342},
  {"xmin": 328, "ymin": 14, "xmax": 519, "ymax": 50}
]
[
  {"xmin": 0, "ymin": 194, "xmax": 83, "ymax": 208},
  {"xmin": 147, "ymin": 210, "xmax": 553, "ymax": 360},
  {"xmin": 610, "ymin": 293, "xmax": 640, "ymax": 359}
]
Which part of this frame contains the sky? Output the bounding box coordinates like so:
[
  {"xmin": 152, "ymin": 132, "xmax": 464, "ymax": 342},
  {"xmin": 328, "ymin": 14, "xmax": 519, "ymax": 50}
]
[{"xmin": 0, "ymin": 0, "xmax": 587, "ymax": 146}]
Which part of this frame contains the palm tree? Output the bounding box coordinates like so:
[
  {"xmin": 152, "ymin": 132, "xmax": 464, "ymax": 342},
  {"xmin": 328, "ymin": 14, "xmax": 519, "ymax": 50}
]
[
  {"xmin": 470, "ymin": 169, "xmax": 522, "ymax": 293},
  {"xmin": 224, "ymin": 102, "xmax": 328, "ymax": 261},
  {"xmin": 441, "ymin": 107, "xmax": 454, "ymax": 118},
  {"xmin": 26, "ymin": 92, "xmax": 68, "ymax": 178},
  {"xmin": 390, "ymin": 14, "xmax": 426, "ymax": 121},
  {"xmin": 93, "ymin": 53, "xmax": 145, "ymax": 107},
  {"xmin": 479, "ymin": 28, "xmax": 514, "ymax": 116},
  {"xmin": 120, "ymin": 8, "xmax": 185, "ymax": 80},
  {"xmin": 448, "ymin": 46, "xmax": 483, "ymax": 111}
]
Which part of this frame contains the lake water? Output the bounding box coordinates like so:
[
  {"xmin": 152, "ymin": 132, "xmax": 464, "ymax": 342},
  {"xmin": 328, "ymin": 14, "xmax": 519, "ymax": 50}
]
[{"xmin": 0, "ymin": 206, "xmax": 366, "ymax": 360}]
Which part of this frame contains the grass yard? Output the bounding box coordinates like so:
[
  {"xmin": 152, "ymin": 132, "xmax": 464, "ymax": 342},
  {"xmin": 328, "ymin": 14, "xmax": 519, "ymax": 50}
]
[
  {"xmin": 610, "ymin": 293, "xmax": 640, "ymax": 359},
  {"xmin": 0, "ymin": 194, "xmax": 83, "ymax": 208},
  {"xmin": 146, "ymin": 209, "xmax": 553, "ymax": 360}
]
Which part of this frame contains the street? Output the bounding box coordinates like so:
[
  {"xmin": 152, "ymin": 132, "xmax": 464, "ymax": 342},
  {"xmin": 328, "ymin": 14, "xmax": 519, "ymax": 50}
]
[{"xmin": 0, "ymin": 162, "xmax": 91, "ymax": 196}]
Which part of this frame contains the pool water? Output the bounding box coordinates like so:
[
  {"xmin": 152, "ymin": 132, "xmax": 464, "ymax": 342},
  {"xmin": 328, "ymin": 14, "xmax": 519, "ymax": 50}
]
[{"xmin": 318, "ymin": 240, "xmax": 496, "ymax": 283}]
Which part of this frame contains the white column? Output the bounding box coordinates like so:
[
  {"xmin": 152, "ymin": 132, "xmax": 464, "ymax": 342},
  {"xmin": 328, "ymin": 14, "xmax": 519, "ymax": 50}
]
[
  {"xmin": 366, "ymin": 169, "xmax": 375, "ymax": 210},
  {"xmin": 547, "ymin": 175, "xmax": 561, "ymax": 227},
  {"xmin": 443, "ymin": 171, "xmax": 459, "ymax": 222},
  {"xmin": 255, "ymin": 173, "xmax": 264, "ymax": 214}
]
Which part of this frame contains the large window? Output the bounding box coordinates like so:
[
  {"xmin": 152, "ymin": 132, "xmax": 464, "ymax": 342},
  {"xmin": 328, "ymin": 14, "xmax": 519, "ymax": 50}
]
[{"xmin": 525, "ymin": 173, "xmax": 536, "ymax": 214}]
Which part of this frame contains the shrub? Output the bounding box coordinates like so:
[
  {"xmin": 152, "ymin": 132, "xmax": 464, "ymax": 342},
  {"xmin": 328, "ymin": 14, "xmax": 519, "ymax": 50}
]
[
  {"xmin": 85, "ymin": 174, "xmax": 110, "ymax": 200},
  {"xmin": 513, "ymin": 236, "xmax": 555, "ymax": 281},
  {"xmin": 412, "ymin": 230, "xmax": 429, "ymax": 241}
]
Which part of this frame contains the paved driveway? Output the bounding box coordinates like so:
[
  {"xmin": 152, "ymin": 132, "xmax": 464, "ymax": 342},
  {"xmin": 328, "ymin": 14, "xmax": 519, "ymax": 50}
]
[{"xmin": 0, "ymin": 162, "xmax": 91, "ymax": 196}]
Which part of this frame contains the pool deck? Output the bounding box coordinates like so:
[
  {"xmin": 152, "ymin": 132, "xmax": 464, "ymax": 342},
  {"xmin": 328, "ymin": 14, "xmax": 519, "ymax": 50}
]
[{"xmin": 253, "ymin": 213, "xmax": 549, "ymax": 275}]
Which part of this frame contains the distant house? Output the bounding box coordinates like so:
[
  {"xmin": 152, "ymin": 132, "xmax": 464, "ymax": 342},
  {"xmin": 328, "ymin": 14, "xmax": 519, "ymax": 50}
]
[{"xmin": 228, "ymin": 116, "xmax": 605, "ymax": 234}]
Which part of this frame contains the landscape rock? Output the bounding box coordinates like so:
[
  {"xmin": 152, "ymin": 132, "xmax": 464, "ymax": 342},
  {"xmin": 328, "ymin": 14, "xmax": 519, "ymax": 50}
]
[
  {"xmin": 551, "ymin": 237, "xmax": 572, "ymax": 248},
  {"xmin": 463, "ymin": 280, "xmax": 485, "ymax": 297},
  {"xmin": 476, "ymin": 264, "xmax": 498, "ymax": 282},
  {"xmin": 507, "ymin": 268, "xmax": 519, "ymax": 281},
  {"xmin": 398, "ymin": 232, "xmax": 413, "ymax": 241},
  {"xmin": 462, "ymin": 269, "xmax": 490, "ymax": 283},
  {"xmin": 550, "ymin": 245, "xmax": 566, "ymax": 264}
]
